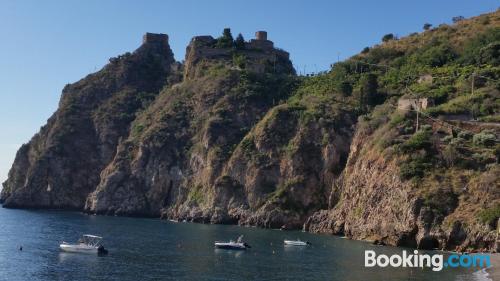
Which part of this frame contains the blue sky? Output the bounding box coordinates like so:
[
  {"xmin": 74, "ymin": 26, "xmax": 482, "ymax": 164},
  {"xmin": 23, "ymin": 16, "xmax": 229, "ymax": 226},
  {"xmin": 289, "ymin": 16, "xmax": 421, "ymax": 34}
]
[{"xmin": 0, "ymin": 0, "xmax": 498, "ymax": 185}]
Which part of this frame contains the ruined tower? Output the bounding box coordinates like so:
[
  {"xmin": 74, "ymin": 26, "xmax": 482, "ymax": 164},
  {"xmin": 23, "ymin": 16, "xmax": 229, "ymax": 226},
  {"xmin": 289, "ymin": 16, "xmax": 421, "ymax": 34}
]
[
  {"xmin": 142, "ymin": 32, "xmax": 169, "ymax": 44},
  {"xmin": 249, "ymin": 30, "xmax": 273, "ymax": 49},
  {"xmin": 255, "ymin": 31, "xmax": 267, "ymax": 41}
]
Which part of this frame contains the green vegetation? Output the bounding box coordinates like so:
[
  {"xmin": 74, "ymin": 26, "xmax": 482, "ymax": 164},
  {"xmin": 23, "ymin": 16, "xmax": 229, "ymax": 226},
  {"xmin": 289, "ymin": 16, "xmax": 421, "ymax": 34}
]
[
  {"xmin": 422, "ymin": 187, "xmax": 458, "ymax": 217},
  {"xmin": 382, "ymin": 33, "xmax": 395, "ymax": 42},
  {"xmin": 240, "ymin": 137, "xmax": 255, "ymax": 157},
  {"xmin": 232, "ymin": 53, "xmax": 246, "ymax": 69},
  {"xmin": 188, "ymin": 185, "xmax": 205, "ymax": 205},
  {"xmin": 359, "ymin": 73, "xmax": 380, "ymax": 108},
  {"xmin": 309, "ymin": 13, "xmax": 500, "ymax": 185},
  {"xmin": 270, "ymin": 178, "xmax": 309, "ymax": 213},
  {"xmin": 401, "ymin": 128, "xmax": 432, "ymax": 152},
  {"xmin": 215, "ymin": 28, "xmax": 234, "ymax": 48},
  {"xmin": 473, "ymin": 130, "xmax": 496, "ymax": 147},
  {"xmin": 235, "ymin": 33, "xmax": 245, "ymax": 50},
  {"xmin": 399, "ymin": 156, "xmax": 432, "ymax": 180},
  {"xmin": 478, "ymin": 204, "xmax": 500, "ymax": 227},
  {"xmin": 452, "ymin": 16, "xmax": 465, "ymax": 23}
]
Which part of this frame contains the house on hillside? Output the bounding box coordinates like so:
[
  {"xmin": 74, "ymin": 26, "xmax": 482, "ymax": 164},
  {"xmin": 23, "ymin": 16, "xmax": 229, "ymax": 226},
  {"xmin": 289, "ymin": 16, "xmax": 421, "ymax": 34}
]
[{"xmin": 397, "ymin": 97, "xmax": 433, "ymax": 112}]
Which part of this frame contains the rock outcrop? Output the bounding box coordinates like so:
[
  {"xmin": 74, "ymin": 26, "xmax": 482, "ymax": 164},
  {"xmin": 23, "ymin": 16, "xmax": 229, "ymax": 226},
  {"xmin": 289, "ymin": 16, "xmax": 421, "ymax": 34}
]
[{"xmin": 1, "ymin": 33, "xmax": 177, "ymax": 209}]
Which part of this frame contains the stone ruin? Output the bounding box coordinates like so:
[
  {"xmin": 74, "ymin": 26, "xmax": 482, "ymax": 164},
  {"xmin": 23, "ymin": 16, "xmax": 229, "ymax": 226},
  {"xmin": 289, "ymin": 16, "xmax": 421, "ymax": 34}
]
[
  {"xmin": 142, "ymin": 32, "xmax": 169, "ymax": 44},
  {"xmin": 397, "ymin": 97, "xmax": 433, "ymax": 111},
  {"xmin": 184, "ymin": 29, "xmax": 293, "ymax": 77}
]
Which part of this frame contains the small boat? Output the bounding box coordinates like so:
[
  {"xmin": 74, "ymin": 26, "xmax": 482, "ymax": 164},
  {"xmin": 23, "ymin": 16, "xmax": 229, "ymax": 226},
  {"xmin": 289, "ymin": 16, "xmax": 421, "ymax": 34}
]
[
  {"xmin": 60, "ymin": 234, "xmax": 108, "ymax": 255},
  {"xmin": 214, "ymin": 235, "xmax": 251, "ymax": 250},
  {"xmin": 284, "ymin": 239, "xmax": 311, "ymax": 246}
]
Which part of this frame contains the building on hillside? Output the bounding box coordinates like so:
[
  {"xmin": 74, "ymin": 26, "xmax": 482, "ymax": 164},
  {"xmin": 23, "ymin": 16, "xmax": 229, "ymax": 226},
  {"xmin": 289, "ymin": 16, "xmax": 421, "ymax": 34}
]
[{"xmin": 397, "ymin": 97, "xmax": 433, "ymax": 112}]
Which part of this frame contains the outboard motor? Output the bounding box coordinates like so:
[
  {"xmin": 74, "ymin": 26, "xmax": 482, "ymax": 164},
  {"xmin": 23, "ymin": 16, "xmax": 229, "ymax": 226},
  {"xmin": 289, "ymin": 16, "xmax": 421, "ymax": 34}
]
[
  {"xmin": 243, "ymin": 243, "xmax": 251, "ymax": 249},
  {"xmin": 97, "ymin": 245, "xmax": 108, "ymax": 256}
]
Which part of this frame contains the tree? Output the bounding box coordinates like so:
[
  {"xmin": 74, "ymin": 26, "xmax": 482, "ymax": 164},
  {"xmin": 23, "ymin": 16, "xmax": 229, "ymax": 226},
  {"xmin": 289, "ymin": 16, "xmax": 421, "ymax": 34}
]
[
  {"xmin": 337, "ymin": 81, "xmax": 353, "ymax": 97},
  {"xmin": 382, "ymin": 33, "xmax": 394, "ymax": 42},
  {"xmin": 361, "ymin": 47, "xmax": 370, "ymax": 54},
  {"xmin": 235, "ymin": 33, "xmax": 245, "ymax": 50},
  {"xmin": 418, "ymin": 44, "xmax": 457, "ymax": 67},
  {"xmin": 452, "ymin": 16, "xmax": 465, "ymax": 23},
  {"xmin": 478, "ymin": 42, "xmax": 500, "ymax": 66},
  {"xmin": 359, "ymin": 73, "xmax": 378, "ymax": 107},
  {"xmin": 423, "ymin": 23, "xmax": 432, "ymax": 30},
  {"xmin": 216, "ymin": 28, "xmax": 234, "ymax": 48}
]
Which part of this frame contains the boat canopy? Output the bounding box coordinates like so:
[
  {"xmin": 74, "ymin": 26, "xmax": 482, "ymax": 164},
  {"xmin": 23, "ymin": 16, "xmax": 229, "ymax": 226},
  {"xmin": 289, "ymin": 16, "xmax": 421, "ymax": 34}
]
[
  {"xmin": 80, "ymin": 235, "xmax": 103, "ymax": 247},
  {"xmin": 83, "ymin": 234, "xmax": 103, "ymax": 239}
]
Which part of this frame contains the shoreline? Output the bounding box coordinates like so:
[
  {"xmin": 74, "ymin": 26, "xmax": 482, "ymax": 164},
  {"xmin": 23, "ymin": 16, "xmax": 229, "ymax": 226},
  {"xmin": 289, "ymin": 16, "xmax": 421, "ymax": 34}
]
[{"xmin": 3, "ymin": 205, "xmax": 498, "ymax": 255}]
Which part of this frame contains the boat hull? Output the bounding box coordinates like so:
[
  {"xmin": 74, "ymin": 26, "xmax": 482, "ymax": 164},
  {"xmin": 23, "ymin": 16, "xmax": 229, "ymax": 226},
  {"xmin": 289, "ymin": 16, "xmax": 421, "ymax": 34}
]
[
  {"xmin": 59, "ymin": 244, "xmax": 98, "ymax": 254},
  {"xmin": 214, "ymin": 242, "xmax": 248, "ymax": 250},
  {"xmin": 284, "ymin": 240, "xmax": 308, "ymax": 246}
]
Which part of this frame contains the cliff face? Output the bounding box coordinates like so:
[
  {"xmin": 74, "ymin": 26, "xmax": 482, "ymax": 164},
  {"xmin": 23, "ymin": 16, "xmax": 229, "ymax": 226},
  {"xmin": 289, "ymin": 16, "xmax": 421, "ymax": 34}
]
[
  {"xmin": 306, "ymin": 104, "xmax": 499, "ymax": 251},
  {"xmin": 83, "ymin": 34, "xmax": 320, "ymax": 222},
  {"xmin": 2, "ymin": 13, "xmax": 500, "ymax": 252},
  {"xmin": 1, "ymin": 35, "xmax": 177, "ymax": 209}
]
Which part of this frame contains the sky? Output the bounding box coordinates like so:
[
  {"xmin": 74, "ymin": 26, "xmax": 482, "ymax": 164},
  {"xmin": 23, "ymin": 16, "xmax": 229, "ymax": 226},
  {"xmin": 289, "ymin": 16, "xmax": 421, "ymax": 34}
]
[{"xmin": 0, "ymin": 0, "xmax": 498, "ymax": 185}]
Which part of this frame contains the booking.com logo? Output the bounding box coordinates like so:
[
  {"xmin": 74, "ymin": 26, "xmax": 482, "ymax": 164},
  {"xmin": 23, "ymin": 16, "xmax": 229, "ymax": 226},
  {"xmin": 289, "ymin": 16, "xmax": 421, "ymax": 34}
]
[{"xmin": 365, "ymin": 250, "xmax": 491, "ymax": 272}]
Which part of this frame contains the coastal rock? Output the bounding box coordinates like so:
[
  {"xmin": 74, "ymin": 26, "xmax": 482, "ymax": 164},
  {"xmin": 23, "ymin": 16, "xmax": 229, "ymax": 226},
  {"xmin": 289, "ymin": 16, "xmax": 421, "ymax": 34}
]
[{"xmin": 1, "ymin": 34, "xmax": 177, "ymax": 209}]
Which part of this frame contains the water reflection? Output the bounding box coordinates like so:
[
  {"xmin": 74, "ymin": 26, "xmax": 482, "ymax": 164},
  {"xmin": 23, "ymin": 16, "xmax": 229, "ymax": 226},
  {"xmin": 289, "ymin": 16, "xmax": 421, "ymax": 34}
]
[
  {"xmin": 283, "ymin": 245, "xmax": 308, "ymax": 252},
  {"xmin": 214, "ymin": 248, "xmax": 245, "ymax": 258}
]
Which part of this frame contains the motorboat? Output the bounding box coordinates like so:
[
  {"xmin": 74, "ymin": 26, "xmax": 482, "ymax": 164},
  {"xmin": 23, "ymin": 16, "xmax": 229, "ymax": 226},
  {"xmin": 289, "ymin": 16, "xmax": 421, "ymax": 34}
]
[
  {"xmin": 214, "ymin": 235, "xmax": 251, "ymax": 250},
  {"xmin": 60, "ymin": 234, "xmax": 108, "ymax": 255},
  {"xmin": 284, "ymin": 239, "xmax": 311, "ymax": 246}
]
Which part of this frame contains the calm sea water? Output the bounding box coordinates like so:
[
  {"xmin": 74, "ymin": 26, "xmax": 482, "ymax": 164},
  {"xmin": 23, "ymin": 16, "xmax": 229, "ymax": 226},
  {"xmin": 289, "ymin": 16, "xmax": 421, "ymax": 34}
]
[{"xmin": 0, "ymin": 207, "xmax": 483, "ymax": 281}]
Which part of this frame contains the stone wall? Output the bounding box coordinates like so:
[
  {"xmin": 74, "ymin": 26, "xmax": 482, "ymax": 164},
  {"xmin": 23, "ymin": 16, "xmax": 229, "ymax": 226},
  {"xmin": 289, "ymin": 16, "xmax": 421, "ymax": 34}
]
[{"xmin": 397, "ymin": 97, "xmax": 433, "ymax": 111}]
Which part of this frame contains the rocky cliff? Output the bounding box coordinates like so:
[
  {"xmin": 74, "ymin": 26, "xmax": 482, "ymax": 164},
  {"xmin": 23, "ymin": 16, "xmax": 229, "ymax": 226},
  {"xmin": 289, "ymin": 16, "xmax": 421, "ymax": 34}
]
[
  {"xmin": 1, "ymin": 33, "xmax": 177, "ymax": 209},
  {"xmin": 2, "ymin": 14, "xmax": 499, "ymax": 252},
  {"xmin": 305, "ymin": 104, "xmax": 500, "ymax": 251}
]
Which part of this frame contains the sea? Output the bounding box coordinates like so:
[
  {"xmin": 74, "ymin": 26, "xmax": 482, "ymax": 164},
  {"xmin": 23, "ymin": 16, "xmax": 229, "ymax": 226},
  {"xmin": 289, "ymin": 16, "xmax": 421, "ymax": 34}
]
[{"xmin": 0, "ymin": 207, "xmax": 490, "ymax": 281}]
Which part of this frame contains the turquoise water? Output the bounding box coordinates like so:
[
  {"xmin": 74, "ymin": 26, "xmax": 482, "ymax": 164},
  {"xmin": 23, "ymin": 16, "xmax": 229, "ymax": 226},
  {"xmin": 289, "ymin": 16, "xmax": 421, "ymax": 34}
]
[{"xmin": 0, "ymin": 207, "xmax": 480, "ymax": 281}]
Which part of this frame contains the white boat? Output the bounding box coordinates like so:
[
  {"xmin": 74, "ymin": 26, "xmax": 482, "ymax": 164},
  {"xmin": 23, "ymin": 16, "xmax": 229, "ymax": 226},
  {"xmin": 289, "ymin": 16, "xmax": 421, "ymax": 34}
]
[
  {"xmin": 60, "ymin": 234, "xmax": 108, "ymax": 255},
  {"xmin": 214, "ymin": 235, "xmax": 251, "ymax": 250},
  {"xmin": 284, "ymin": 239, "xmax": 311, "ymax": 246}
]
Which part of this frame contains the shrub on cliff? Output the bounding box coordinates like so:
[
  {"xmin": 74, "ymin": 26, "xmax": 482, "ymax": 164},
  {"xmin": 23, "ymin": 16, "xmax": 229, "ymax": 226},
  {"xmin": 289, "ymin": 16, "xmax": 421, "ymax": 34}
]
[
  {"xmin": 382, "ymin": 33, "xmax": 395, "ymax": 42},
  {"xmin": 216, "ymin": 28, "xmax": 234, "ymax": 48},
  {"xmin": 460, "ymin": 27, "xmax": 500, "ymax": 65},
  {"xmin": 235, "ymin": 33, "xmax": 245, "ymax": 50},
  {"xmin": 232, "ymin": 53, "xmax": 246, "ymax": 69},
  {"xmin": 417, "ymin": 44, "xmax": 457, "ymax": 67},
  {"xmin": 452, "ymin": 16, "xmax": 465, "ymax": 23},
  {"xmin": 478, "ymin": 204, "xmax": 500, "ymax": 228},
  {"xmin": 473, "ymin": 130, "xmax": 496, "ymax": 147},
  {"xmin": 357, "ymin": 73, "xmax": 380, "ymax": 110},
  {"xmin": 423, "ymin": 187, "xmax": 459, "ymax": 217},
  {"xmin": 399, "ymin": 156, "xmax": 431, "ymax": 179},
  {"xmin": 400, "ymin": 128, "xmax": 432, "ymax": 152},
  {"xmin": 338, "ymin": 81, "xmax": 353, "ymax": 97}
]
